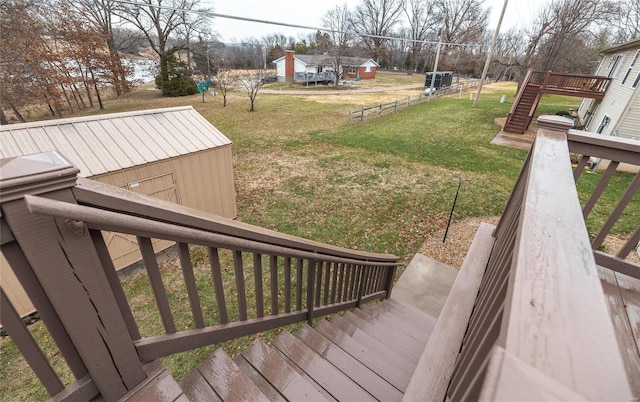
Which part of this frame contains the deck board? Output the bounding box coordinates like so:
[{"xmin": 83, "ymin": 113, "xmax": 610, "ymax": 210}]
[{"xmin": 598, "ymin": 266, "xmax": 640, "ymax": 398}]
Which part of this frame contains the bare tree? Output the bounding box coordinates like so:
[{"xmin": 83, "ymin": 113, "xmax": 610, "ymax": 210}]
[
  {"xmin": 322, "ymin": 3, "xmax": 353, "ymax": 87},
  {"xmin": 510, "ymin": 0, "xmax": 618, "ymax": 82},
  {"xmin": 215, "ymin": 69, "xmax": 237, "ymax": 107},
  {"xmin": 615, "ymin": 0, "xmax": 640, "ymax": 41},
  {"xmin": 114, "ymin": 0, "xmax": 210, "ymax": 89},
  {"xmin": 69, "ymin": 0, "xmax": 131, "ymax": 95},
  {"xmin": 403, "ymin": 0, "xmax": 438, "ymax": 72},
  {"xmin": 350, "ymin": 0, "xmax": 406, "ymax": 65},
  {"xmin": 236, "ymin": 70, "xmax": 271, "ymax": 112}
]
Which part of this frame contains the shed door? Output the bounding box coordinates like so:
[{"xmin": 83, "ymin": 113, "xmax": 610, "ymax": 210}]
[{"xmin": 103, "ymin": 172, "xmax": 180, "ymax": 270}]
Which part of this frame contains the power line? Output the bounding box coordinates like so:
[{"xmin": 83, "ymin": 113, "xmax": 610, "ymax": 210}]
[{"xmin": 110, "ymin": 0, "xmax": 481, "ymax": 48}]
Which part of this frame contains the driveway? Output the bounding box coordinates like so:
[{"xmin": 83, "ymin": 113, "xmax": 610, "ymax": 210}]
[{"xmin": 261, "ymin": 84, "xmax": 425, "ymax": 95}]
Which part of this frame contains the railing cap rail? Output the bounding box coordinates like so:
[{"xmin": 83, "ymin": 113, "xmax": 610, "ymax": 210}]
[{"xmin": 0, "ymin": 152, "xmax": 79, "ymax": 203}]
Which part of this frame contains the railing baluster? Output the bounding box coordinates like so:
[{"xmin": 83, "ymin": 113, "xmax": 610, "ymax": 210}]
[
  {"xmin": 296, "ymin": 258, "xmax": 303, "ymax": 311},
  {"xmin": 356, "ymin": 267, "xmax": 368, "ymax": 307},
  {"xmin": 209, "ymin": 247, "xmax": 228, "ymax": 324},
  {"xmin": 350, "ymin": 265, "xmax": 361, "ymax": 300},
  {"xmin": 1, "ymin": 289, "xmax": 65, "ymax": 396},
  {"xmin": 253, "ymin": 253, "xmax": 264, "ymax": 318},
  {"xmin": 592, "ymin": 172, "xmax": 640, "ymax": 249},
  {"xmin": 336, "ymin": 263, "xmax": 345, "ymax": 303},
  {"xmin": 233, "ymin": 250, "xmax": 248, "ymax": 321},
  {"xmin": 573, "ymin": 154, "xmax": 591, "ymax": 181},
  {"xmin": 284, "ymin": 257, "xmax": 291, "ymax": 313},
  {"xmin": 307, "ymin": 259, "xmax": 316, "ymax": 325},
  {"xmin": 270, "ymin": 255, "xmax": 278, "ymax": 315},
  {"xmin": 618, "ymin": 226, "xmax": 640, "ymax": 259},
  {"xmin": 315, "ymin": 261, "xmax": 323, "ymax": 307},
  {"xmin": 582, "ymin": 161, "xmax": 619, "ymax": 218},
  {"xmin": 90, "ymin": 230, "xmax": 141, "ymax": 340},
  {"xmin": 343, "ymin": 264, "xmax": 353, "ymax": 301},
  {"xmin": 138, "ymin": 236, "xmax": 176, "ymax": 334},
  {"xmin": 323, "ymin": 261, "xmax": 331, "ymax": 305},
  {"xmin": 177, "ymin": 242, "xmax": 204, "ymax": 329},
  {"xmin": 330, "ymin": 262, "xmax": 339, "ymax": 304}
]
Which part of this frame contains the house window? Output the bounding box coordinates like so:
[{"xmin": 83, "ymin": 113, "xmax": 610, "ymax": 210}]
[
  {"xmin": 621, "ymin": 50, "xmax": 639, "ymax": 85},
  {"xmin": 596, "ymin": 115, "xmax": 610, "ymax": 134},
  {"xmin": 348, "ymin": 67, "xmax": 357, "ymax": 74},
  {"xmin": 365, "ymin": 65, "xmax": 371, "ymax": 73},
  {"xmin": 633, "ymin": 70, "xmax": 640, "ymax": 88},
  {"xmin": 607, "ymin": 54, "xmax": 623, "ymax": 77}
]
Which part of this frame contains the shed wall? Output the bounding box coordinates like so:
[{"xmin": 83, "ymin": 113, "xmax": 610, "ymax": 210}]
[
  {"xmin": 92, "ymin": 145, "xmax": 236, "ymax": 271},
  {"xmin": 2, "ymin": 146, "xmax": 237, "ymax": 319}
]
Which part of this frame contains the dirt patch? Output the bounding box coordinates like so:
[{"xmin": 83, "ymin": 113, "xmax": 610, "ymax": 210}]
[
  {"xmin": 418, "ymin": 215, "xmax": 639, "ymax": 269},
  {"xmin": 419, "ymin": 216, "xmax": 500, "ymax": 269}
]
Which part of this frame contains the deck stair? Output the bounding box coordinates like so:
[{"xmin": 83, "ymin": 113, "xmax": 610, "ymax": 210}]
[
  {"xmin": 503, "ymin": 69, "xmax": 611, "ymax": 134},
  {"xmin": 179, "ymin": 299, "xmax": 435, "ymax": 401},
  {"xmin": 503, "ymin": 80, "xmax": 540, "ymax": 134}
]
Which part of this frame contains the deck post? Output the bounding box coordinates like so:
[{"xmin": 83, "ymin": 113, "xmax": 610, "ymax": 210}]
[
  {"xmin": 0, "ymin": 152, "xmax": 147, "ymax": 400},
  {"xmin": 536, "ymin": 114, "xmax": 575, "ymax": 133}
]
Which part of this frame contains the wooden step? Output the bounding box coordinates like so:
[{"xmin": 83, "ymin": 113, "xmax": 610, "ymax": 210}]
[
  {"xmin": 347, "ymin": 309, "xmax": 426, "ymax": 356},
  {"xmin": 296, "ymin": 324, "xmax": 404, "ymax": 401},
  {"xmin": 363, "ymin": 300, "xmax": 436, "ymax": 335},
  {"xmin": 314, "ymin": 318, "xmax": 411, "ymax": 391},
  {"xmin": 352, "ymin": 306, "xmax": 429, "ymax": 347},
  {"xmin": 272, "ymin": 330, "xmax": 376, "ymax": 401},
  {"xmin": 233, "ymin": 355, "xmax": 286, "ymax": 402},
  {"xmin": 180, "ymin": 348, "xmax": 269, "ymax": 401},
  {"xmin": 241, "ymin": 338, "xmax": 331, "ymax": 401},
  {"xmin": 329, "ymin": 315, "xmax": 419, "ymax": 366}
]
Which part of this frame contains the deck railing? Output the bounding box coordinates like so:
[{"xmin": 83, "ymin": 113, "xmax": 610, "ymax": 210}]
[
  {"xmin": 447, "ymin": 116, "xmax": 635, "ymax": 399},
  {"xmin": 294, "ymin": 71, "xmax": 335, "ymax": 83},
  {"xmin": 528, "ymin": 70, "xmax": 611, "ymax": 99},
  {"xmin": 0, "ymin": 153, "xmax": 399, "ymax": 400}
]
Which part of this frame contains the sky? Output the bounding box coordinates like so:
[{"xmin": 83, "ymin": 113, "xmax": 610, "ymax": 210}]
[{"xmin": 210, "ymin": 0, "xmax": 551, "ymax": 43}]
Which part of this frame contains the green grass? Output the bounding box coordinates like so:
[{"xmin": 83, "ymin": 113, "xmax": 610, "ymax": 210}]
[{"xmin": 2, "ymin": 81, "xmax": 638, "ymax": 400}]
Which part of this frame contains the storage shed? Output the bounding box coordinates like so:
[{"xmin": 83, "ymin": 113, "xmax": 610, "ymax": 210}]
[{"xmin": 0, "ymin": 106, "xmax": 237, "ymax": 317}]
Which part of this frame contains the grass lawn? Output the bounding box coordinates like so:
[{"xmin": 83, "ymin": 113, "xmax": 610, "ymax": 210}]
[{"xmin": 2, "ymin": 80, "xmax": 638, "ymax": 400}]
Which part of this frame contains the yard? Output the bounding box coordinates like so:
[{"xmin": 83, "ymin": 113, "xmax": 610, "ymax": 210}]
[{"xmin": 2, "ymin": 75, "xmax": 638, "ymax": 400}]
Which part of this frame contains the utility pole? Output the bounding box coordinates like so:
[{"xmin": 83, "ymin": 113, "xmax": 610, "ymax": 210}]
[
  {"xmin": 428, "ymin": 25, "xmax": 444, "ymax": 101},
  {"xmin": 473, "ymin": 0, "xmax": 508, "ymax": 108}
]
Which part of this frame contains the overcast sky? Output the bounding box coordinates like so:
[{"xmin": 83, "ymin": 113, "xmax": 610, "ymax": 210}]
[{"xmin": 210, "ymin": 0, "xmax": 551, "ymax": 43}]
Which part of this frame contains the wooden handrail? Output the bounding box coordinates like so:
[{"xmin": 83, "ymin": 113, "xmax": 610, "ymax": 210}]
[
  {"xmin": 0, "ymin": 152, "xmax": 399, "ymax": 399},
  {"xmin": 445, "ymin": 117, "xmax": 633, "ymax": 399},
  {"xmin": 72, "ymin": 178, "xmax": 398, "ymax": 263}
]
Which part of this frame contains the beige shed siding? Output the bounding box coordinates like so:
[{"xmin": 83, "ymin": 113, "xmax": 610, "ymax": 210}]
[{"xmin": 1, "ymin": 107, "xmax": 237, "ymax": 319}]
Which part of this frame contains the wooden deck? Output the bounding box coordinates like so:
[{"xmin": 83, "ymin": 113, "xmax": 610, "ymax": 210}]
[
  {"xmin": 599, "ymin": 267, "xmax": 640, "ymax": 396},
  {"xmin": 1, "ymin": 114, "xmax": 638, "ymax": 400}
]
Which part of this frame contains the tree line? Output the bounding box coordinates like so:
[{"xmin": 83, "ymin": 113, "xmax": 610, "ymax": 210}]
[{"xmin": 1, "ymin": 0, "xmax": 638, "ymax": 123}]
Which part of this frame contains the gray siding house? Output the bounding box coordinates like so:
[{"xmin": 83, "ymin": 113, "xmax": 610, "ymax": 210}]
[{"xmin": 578, "ymin": 38, "xmax": 640, "ymax": 141}]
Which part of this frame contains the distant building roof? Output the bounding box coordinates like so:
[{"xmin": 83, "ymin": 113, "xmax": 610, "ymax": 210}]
[
  {"xmin": 274, "ymin": 54, "xmax": 379, "ymax": 67},
  {"xmin": 601, "ymin": 38, "xmax": 640, "ymax": 54},
  {"xmin": 0, "ymin": 106, "xmax": 232, "ymax": 177}
]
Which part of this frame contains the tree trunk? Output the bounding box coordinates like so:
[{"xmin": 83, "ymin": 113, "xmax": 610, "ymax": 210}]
[
  {"xmin": 60, "ymin": 84, "xmax": 74, "ymax": 113},
  {"xmin": 8, "ymin": 102, "xmax": 25, "ymax": 122},
  {"xmin": 0, "ymin": 107, "xmax": 9, "ymax": 125},
  {"xmin": 91, "ymin": 69, "xmax": 104, "ymax": 110}
]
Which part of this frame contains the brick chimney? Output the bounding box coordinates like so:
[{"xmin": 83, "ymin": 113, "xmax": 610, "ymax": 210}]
[{"xmin": 285, "ymin": 50, "xmax": 294, "ymax": 82}]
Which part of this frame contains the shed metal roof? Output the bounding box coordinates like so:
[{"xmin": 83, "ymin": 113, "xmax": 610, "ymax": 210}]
[{"xmin": 0, "ymin": 106, "xmax": 232, "ymax": 177}]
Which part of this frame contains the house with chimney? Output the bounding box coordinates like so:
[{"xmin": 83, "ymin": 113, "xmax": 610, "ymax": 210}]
[{"xmin": 274, "ymin": 50, "xmax": 379, "ymax": 83}]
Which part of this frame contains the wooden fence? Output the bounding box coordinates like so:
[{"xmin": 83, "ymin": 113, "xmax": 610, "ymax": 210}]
[{"xmin": 348, "ymin": 81, "xmax": 479, "ymax": 125}]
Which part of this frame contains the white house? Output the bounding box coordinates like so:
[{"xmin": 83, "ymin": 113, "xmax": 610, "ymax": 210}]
[
  {"xmin": 274, "ymin": 50, "xmax": 379, "ymax": 82},
  {"xmin": 578, "ymin": 38, "xmax": 640, "ymax": 141}
]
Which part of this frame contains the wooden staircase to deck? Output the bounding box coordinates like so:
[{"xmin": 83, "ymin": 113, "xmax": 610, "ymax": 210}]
[
  {"xmin": 503, "ymin": 81, "xmax": 540, "ymax": 134},
  {"xmin": 503, "ymin": 70, "xmax": 612, "ymax": 134},
  {"xmin": 179, "ymin": 299, "xmax": 434, "ymax": 401}
]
